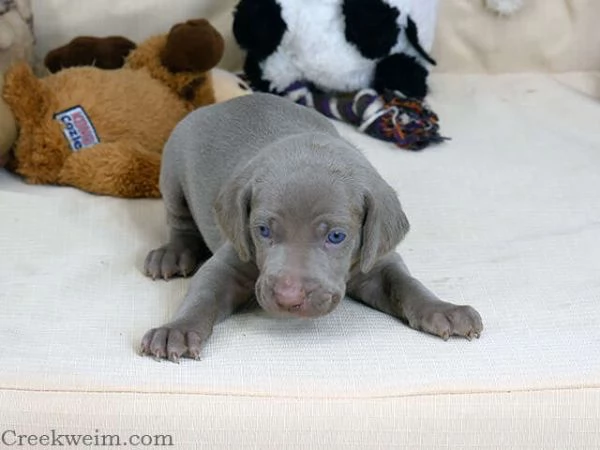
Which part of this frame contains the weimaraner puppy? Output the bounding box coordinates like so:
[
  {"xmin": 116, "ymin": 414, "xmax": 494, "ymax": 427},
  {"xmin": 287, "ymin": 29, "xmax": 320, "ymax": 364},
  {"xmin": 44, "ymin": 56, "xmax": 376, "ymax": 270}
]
[{"xmin": 141, "ymin": 93, "xmax": 482, "ymax": 361}]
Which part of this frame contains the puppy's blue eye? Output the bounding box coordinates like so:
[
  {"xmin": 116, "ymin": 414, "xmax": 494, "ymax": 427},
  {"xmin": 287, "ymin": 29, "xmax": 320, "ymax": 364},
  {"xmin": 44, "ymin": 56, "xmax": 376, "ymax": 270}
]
[
  {"xmin": 327, "ymin": 230, "xmax": 346, "ymax": 245},
  {"xmin": 258, "ymin": 225, "xmax": 271, "ymax": 238}
]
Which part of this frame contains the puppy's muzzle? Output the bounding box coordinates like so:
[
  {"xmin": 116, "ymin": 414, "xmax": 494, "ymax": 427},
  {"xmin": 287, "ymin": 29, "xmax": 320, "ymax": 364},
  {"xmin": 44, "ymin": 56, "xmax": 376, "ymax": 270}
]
[{"xmin": 261, "ymin": 274, "xmax": 342, "ymax": 317}]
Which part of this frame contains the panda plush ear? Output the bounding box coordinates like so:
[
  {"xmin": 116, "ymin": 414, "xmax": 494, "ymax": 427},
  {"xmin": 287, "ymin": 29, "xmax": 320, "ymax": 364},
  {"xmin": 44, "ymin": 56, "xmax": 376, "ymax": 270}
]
[
  {"xmin": 232, "ymin": 0, "xmax": 287, "ymax": 60},
  {"xmin": 484, "ymin": 0, "xmax": 524, "ymax": 15}
]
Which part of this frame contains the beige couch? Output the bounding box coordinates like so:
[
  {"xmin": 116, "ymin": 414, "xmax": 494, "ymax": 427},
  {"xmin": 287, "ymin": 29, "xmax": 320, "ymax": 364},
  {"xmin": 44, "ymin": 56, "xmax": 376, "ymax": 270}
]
[{"xmin": 1, "ymin": 1, "xmax": 599, "ymax": 448}]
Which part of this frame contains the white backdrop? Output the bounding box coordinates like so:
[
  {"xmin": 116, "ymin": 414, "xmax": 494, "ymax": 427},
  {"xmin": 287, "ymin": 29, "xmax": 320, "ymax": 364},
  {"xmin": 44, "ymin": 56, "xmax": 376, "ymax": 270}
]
[
  {"xmin": 32, "ymin": 0, "xmax": 600, "ymax": 74},
  {"xmin": 32, "ymin": 0, "xmax": 244, "ymax": 70}
]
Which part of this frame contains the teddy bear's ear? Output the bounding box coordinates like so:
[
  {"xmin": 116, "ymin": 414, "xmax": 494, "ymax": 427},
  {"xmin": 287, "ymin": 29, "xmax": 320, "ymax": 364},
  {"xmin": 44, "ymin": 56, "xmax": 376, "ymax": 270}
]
[{"xmin": 161, "ymin": 19, "xmax": 224, "ymax": 73}]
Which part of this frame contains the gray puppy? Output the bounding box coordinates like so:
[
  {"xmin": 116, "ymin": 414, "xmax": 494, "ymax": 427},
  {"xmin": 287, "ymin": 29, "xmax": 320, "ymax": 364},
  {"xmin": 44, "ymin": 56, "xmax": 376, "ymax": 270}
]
[{"xmin": 141, "ymin": 93, "xmax": 482, "ymax": 361}]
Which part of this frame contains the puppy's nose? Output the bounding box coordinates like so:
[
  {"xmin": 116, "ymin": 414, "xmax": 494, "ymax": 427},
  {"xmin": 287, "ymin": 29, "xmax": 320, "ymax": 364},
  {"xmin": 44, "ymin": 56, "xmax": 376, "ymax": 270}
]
[{"xmin": 273, "ymin": 277, "xmax": 306, "ymax": 310}]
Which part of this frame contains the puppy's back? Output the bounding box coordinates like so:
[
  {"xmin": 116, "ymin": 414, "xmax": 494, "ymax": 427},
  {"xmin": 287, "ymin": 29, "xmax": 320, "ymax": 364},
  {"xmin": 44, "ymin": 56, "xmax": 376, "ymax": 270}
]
[
  {"xmin": 165, "ymin": 93, "xmax": 338, "ymax": 182},
  {"xmin": 160, "ymin": 93, "xmax": 340, "ymax": 250}
]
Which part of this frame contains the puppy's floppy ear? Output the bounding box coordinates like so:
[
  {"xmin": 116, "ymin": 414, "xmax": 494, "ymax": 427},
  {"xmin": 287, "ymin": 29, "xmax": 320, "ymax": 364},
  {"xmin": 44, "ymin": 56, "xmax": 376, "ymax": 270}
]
[
  {"xmin": 213, "ymin": 175, "xmax": 253, "ymax": 262},
  {"xmin": 360, "ymin": 180, "xmax": 410, "ymax": 273}
]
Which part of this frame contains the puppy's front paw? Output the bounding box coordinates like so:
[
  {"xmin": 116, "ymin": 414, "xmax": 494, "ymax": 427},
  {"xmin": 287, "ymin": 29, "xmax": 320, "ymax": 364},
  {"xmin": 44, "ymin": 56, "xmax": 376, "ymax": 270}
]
[
  {"xmin": 144, "ymin": 245, "xmax": 199, "ymax": 280},
  {"xmin": 409, "ymin": 304, "xmax": 483, "ymax": 341},
  {"xmin": 140, "ymin": 326, "xmax": 206, "ymax": 362}
]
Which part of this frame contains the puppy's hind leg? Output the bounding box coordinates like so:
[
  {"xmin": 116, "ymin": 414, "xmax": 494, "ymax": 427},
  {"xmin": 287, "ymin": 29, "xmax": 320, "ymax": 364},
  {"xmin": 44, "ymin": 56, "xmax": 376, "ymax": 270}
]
[
  {"xmin": 347, "ymin": 253, "xmax": 483, "ymax": 341},
  {"xmin": 145, "ymin": 171, "xmax": 211, "ymax": 280}
]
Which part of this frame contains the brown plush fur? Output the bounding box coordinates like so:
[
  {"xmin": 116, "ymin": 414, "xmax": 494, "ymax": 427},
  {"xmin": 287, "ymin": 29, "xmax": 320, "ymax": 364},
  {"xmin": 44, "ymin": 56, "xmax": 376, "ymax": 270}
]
[
  {"xmin": 126, "ymin": 34, "xmax": 216, "ymax": 110},
  {"xmin": 2, "ymin": 19, "xmax": 223, "ymax": 198},
  {"xmin": 44, "ymin": 36, "xmax": 137, "ymax": 73},
  {"xmin": 161, "ymin": 19, "xmax": 225, "ymax": 73}
]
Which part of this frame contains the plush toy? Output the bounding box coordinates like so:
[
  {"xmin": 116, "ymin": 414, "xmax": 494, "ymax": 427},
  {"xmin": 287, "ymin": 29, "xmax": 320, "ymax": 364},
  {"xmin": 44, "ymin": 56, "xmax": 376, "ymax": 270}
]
[
  {"xmin": 0, "ymin": 0, "xmax": 36, "ymax": 71},
  {"xmin": 231, "ymin": 0, "xmax": 444, "ymax": 149},
  {"xmin": 44, "ymin": 37, "xmax": 252, "ymax": 104},
  {"xmin": 44, "ymin": 30, "xmax": 252, "ymax": 101},
  {"xmin": 0, "ymin": 0, "xmax": 36, "ymax": 167},
  {"xmin": 2, "ymin": 19, "xmax": 225, "ymax": 198},
  {"xmin": 0, "ymin": 68, "xmax": 252, "ymax": 167},
  {"xmin": 233, "ymin": 0, "xmax": 438, "ymax": 97},
  {"xmin": 44, "ymin": 35, "xmax": 137, "ymax": 73},
  {"xmin": 279, "ymin": 81, "xmax": 445, "ymax": 150}
]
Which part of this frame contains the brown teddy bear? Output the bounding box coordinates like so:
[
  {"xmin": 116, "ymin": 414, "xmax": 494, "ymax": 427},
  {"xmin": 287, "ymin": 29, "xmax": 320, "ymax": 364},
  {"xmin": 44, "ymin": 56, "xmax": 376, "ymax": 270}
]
[{"xmin": 2, "ymin": 18, "xmax": 224, "ymax": 198}]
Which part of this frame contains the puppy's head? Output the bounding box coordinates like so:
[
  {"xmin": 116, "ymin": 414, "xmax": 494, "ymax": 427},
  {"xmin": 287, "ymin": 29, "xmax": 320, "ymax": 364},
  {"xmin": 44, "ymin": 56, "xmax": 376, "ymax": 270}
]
[{"xmin": 214, "ymin": 143, "xmax": 409, "ymax": 318}]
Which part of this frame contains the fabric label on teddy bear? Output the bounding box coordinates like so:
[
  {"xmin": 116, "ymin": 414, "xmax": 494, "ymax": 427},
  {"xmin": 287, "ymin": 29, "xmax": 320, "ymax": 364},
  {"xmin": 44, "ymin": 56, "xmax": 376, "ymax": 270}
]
[{"xmin": 54, "ymin": 106, "xmax": 100, "ymax": 151}]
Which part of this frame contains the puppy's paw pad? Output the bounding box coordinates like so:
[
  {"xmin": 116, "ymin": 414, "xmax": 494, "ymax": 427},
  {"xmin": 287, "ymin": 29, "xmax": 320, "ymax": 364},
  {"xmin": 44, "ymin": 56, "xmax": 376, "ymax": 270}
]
[
  {"xmin": 413, "ymin": 304, "xmax": 483, "ymax": 341},
  {"xmin": 140, "ymin": 327, "xmax": 205, "ymax": 362},
  {"xmin": 144, "ymin": 246, "xmax": 199, "ymax": 280}
]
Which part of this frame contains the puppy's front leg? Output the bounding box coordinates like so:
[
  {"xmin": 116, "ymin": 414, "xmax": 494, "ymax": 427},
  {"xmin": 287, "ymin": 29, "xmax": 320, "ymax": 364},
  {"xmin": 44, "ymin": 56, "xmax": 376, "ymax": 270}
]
[
  {"xmin": 141, "ymin": 243, "xmax": 258, "ymax": 362},
  {"xmin": 347, "ymin": 253, "xmax": 483, "ymax": 340}
]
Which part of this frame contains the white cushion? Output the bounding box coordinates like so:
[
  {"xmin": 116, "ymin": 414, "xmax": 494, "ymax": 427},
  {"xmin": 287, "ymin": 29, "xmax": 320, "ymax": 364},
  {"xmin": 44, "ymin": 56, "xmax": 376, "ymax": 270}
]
[
  {"xmin": 2, "ymin": 71, "xmax": 599, "ymax": 447},
  {"xmin": 2, "ymin": 0, "xmax": 599, "ymax": 447}
]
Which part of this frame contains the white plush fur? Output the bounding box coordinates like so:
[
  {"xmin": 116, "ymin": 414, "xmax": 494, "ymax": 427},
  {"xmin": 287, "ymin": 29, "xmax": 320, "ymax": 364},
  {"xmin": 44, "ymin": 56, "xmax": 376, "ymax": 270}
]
[
  {"xmin": 211, "ymin": 68, "xmax": 252, "ymax": 103},
  {"xmin": 262, "ymin": 0, "xmax": 439, "ymax": 93},
  {"xmin": 485, "ymin": 0, "xmax": 524, "ymax": 15},
  {"xmin": 391, "ymin": 0, "xmax": 438, "ymax": 51}
]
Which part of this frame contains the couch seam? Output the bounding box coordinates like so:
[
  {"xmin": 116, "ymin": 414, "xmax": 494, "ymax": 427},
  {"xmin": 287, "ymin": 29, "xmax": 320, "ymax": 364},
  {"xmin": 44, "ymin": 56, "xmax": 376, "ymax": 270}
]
[{"xmin": 0, "ymin": 384, "xmax": 598, "ymax": 401}]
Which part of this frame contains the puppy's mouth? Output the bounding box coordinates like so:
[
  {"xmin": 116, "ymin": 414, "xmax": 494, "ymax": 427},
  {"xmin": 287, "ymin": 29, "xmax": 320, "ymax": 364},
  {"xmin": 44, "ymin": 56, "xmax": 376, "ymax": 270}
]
[{"xmin": 255, "ymin": 278, "xmax": 343, "ymax": 319}]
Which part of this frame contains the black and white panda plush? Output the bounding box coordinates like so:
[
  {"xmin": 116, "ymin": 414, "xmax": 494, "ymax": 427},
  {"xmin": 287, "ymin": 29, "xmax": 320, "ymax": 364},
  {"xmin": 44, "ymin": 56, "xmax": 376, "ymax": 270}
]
[{"xmin": 232, "ymin": 0, "xmax": 439, "ymax": 99}]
